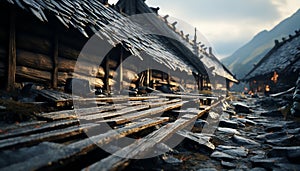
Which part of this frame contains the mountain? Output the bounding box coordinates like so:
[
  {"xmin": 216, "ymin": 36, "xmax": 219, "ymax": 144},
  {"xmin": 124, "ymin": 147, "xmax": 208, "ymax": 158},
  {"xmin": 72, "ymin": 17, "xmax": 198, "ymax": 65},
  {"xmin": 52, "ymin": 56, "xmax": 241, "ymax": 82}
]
[{"xmin": 222, "ymin": 9, "xmax": 300, "ymax": 79}]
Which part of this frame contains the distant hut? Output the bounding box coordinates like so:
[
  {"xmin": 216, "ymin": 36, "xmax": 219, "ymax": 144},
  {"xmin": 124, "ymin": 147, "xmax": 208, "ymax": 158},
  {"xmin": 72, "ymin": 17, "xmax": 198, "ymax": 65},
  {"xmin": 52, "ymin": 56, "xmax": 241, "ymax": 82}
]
[{"xmin": 244, "ymin": 30, "xmax": 300, "ymax": 94}]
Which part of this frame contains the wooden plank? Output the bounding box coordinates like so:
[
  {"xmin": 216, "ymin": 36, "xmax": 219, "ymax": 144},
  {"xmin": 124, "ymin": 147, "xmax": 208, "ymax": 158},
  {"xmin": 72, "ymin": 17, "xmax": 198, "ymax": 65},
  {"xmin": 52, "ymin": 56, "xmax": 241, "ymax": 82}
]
[
  {"xmin": 0, "ymin": 121, "xmax": 47, "ymax": 132},
  {"xmin": 80, "ymin": 105, "xmax": 150, "ymax": 121},
  {"xmin": 0, "ymin": 123, "xmax": 97, "ymax": 150},
  {"xmin": 1, "ymin": 118, "xmax": 169, "ymax": 171},
  {"xmin": 85, "ymin": 114, "xmax": 198, "ymax": 171},
  {"xmin": 7, "ymin": 8, "xmax": 16, "ymax": 91},
  {"xmin": 99, "ymin": 100, "xmax": 187, "ymax": 125},
  {"xmin": 154, "ymin": 93, "xmax": 218, "ymax": 100},
  {"xmin": 0, "ymin": 120, "xmax": 78, "ymax": 140},
  {"xmin": 80, "ymin": 99, "xmax": 181, "ymax": 121}
]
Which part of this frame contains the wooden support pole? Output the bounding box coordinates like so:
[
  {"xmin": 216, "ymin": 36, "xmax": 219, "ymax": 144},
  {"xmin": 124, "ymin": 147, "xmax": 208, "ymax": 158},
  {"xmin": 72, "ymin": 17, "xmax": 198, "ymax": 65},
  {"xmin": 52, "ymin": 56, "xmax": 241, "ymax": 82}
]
[
  {"xmin": 119, "ymin": 46, "xmax": 123, "ymax": 93},
  {"xmin": 7, "ymin": 8, "xmax": 16, "ymax": 91},
  {"xmin": 52, "ymin": 33, "xmax": 59, "ymax": 88},
  {"xmin": 104, "ymin": 56, "xmax": 110, "ymax": 94},
  {"xmin": 146, "ymin": 68, "xmax": 150, "ymax": 87}
]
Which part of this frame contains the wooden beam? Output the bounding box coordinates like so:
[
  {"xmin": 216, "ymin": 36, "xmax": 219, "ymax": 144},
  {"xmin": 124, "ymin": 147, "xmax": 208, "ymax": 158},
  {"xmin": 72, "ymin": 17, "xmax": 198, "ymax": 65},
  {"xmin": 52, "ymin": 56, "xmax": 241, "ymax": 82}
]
[
  {"xmin": 52, "ymin": 33, "xmax": 59, "ymax": 88},
  {"xmin": 7, "ymin": 8, "xmax": 16, "ymax": 91}
]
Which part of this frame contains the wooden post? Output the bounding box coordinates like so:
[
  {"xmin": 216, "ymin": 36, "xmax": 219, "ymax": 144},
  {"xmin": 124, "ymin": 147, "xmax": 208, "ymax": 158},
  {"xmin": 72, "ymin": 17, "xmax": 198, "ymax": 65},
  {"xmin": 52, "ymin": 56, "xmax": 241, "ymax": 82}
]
[
  {"xmin": 7, "ymin": 8, "xmax": 16, "ymax": 91},
  {"xmin": 146, "ymin": 68, "xmax": 150, "ymax": 87},
  {"xmin": 52, "ymin": 33, "xmax": 59, "ymax": 88},
  {"xmin": 104, "ymin": 56, "xmax": 110, "ymax": 94},
  {"xmin": 119, "ymin": 46, "xmax": 123, "ymax": 93}
]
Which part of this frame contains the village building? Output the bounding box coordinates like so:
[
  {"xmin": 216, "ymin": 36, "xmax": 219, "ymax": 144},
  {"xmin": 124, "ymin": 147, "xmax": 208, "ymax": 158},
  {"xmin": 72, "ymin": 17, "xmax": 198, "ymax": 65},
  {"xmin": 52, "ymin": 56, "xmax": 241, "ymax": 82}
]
[
  {"xmin": 244, "ymin": 30, "xmax": 300, "ymax": 94},
  {"xmin": 0, "ymin": 0, "xmax": 237, "ymax": 97}
]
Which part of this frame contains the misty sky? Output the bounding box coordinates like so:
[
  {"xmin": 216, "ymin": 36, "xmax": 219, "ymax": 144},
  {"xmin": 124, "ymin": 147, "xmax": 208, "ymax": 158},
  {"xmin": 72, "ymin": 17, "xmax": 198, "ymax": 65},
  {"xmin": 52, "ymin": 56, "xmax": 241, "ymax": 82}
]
[{"xmin": 109, "ymin": 0, "xmax": 300, "ymax": 59}]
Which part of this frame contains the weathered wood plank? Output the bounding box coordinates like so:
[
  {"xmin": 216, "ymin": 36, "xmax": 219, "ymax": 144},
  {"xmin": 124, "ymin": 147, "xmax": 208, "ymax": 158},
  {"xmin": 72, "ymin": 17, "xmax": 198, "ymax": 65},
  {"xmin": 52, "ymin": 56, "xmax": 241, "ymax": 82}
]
[
  {"xmin": 81, "ymin": 105, "xmax": 150, "ymax": 121},
  {"xmin": 99, "ymin": 100, "xmax": 187, "ymax": 125},
  {"xmin": 0, "ymin": 123, "xmax": 97, "ymax": 150},
  {"xmin": 85, "ymin": 114, "xmax": 197, "ymax": 171},
  {"xmin": 0, "ymin": 120, "xmax": 78, "ymax": 140},
  {"xmin": 0, "ymin": 117, "xmax": 169, "ymax": 171}
]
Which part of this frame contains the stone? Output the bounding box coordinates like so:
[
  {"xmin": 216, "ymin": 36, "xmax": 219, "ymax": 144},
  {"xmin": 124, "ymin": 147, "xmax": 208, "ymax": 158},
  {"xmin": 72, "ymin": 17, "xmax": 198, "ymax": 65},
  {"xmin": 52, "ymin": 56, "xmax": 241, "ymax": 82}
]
[
  {"xmin": 233, "ymin": 102, "xmax": 251, "ymax": 113},
  {"xmin": 260, "ymin": 110, "xmax": 283, "ymax": 117},
  {"xmin": 265, "ymin": 125, "xmax": 283, "ymax": 132},
  {"xmin": 287, "ymin": 149, "xmax": 300, "ymax": 163},
  {"xmin": 161, "ymin": 154, "xmax": 182, "ymax": 165},
  {"xmin": 219, "ymin": 120, "xmax": 239, "ymax": 129},
  {"xmin": 274, "ymin": 163, "xmax": 300, "ymax": 170},
  {"xmin": 287, "ymin": 128, "xmax": 300, "ymax": 134},
  {"xmin": 266, "ymin": 135, "xmax": 295, "ymax": 146},
  {"xmin": 217, "ymin": 127, "xmax": 240, "ymax": 135},
  {"xmin": 236, "ymin": 118, "xmax": 257, "ymax": 125},
  {"xmin": 251, "ymin": 157, "xmax": 287, "ymax": 169},
  {"xmin": 268, "ymin": 146, "xmax": 300, "ymax": 158},
  {"xmin": 293, "ymin": 102, "xmax": 300, "ymax": 110},
  {"xmin": 222, "ymin": 148, "xmax": 248, "ymax": 157},
  {"xmin": 197, "ymin": 168, "xmax": 217, "ymax": 171},
  {"xmin": 256, "ymin": 132, "xmax": 287, "ymax": 140},
  {"xmin": 221, "ymin": 160, "xmax": 235, "ymax": 168},
  {"xmin": 250, "ymin": 167, "xmax": 267, "ymax": 171},
  {"xmin": 232, "ymin": 135, "xmax": 260, "ymax": 146},
  {"xmin": 210, "ymin": 151, "xmax": 236, "ymax": 160},
  {"xmin": 0, "ymin": 106, "xmax": 6, "ymax": 111}
]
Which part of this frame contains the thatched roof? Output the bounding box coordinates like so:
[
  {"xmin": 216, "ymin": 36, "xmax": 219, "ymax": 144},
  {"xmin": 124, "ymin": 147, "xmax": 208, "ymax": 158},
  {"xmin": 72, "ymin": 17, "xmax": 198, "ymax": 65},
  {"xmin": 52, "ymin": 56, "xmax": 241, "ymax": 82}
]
[
  {"xmin": 3, "ymin": 0, "xmax": 209, "ymax": 75},
  {"xmin": 244, "ymin": 30, "xmax": 300, "ymax": 81}
]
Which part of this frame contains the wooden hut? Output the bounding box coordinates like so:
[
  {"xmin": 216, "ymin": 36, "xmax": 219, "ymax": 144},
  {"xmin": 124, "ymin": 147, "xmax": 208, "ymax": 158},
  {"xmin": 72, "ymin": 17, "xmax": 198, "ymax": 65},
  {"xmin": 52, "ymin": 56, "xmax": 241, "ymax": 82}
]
[
  {"xmin": 116, "ymin": 0, "xmax": 238, "ymax": 94},
  {"xmin": 244, "ymin": 30, "xmax": 300, "ymax": 94},
  {"xmin": 0, "ymin": 0, "xmax": 236, "ymax": 96}
]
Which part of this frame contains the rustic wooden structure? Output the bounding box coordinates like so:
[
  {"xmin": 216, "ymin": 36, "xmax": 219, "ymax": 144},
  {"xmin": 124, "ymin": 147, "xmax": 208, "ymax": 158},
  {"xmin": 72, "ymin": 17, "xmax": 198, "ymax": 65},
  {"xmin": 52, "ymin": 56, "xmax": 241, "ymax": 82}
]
[
  {"xmin": 244, "ymin": 30, "xmax": 300, "ymax": 94},
  {"xmin": 0, "ymin": 0, "xmax": 237, "ymax": 96}
]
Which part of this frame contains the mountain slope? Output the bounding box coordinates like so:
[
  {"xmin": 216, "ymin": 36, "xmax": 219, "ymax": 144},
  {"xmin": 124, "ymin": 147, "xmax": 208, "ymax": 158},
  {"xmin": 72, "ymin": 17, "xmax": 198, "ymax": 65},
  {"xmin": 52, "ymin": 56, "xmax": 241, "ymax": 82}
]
[{"xmin": 222, "ymin": 9, "xmax": 300, "ymax": 79}]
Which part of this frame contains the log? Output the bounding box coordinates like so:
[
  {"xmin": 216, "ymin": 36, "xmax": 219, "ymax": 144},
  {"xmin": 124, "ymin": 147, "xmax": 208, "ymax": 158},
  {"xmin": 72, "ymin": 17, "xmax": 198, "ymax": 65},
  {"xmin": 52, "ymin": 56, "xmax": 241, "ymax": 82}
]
[
  {"xmin": 16, "ymin": 49, "xmax": 105, "ymax": 77},
  {"xmin": 15, "ymin": 66, "xmax": 104, "ymax": 88},
  {"xmin": 16, "ymin": 31, "xmax": 52, "ymax": 55}
]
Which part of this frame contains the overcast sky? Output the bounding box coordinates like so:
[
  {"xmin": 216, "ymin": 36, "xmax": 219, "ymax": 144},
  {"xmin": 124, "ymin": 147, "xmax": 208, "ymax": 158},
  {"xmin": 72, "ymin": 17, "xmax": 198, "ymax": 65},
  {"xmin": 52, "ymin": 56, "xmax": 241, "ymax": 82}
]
[{"xmin": 109, "ymin": 0, "xmax": 300, "ymax": 59}]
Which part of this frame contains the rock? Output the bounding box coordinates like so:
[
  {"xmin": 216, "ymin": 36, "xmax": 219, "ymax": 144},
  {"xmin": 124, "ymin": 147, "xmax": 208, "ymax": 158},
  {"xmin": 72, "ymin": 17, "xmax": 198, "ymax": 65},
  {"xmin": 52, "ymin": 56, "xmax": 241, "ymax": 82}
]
[
  {"xmin": 256, "ymin": 132, "xmax": 287, "ymax": 140},
  {"xmin": 287, "ymin": 149, "xmax": 300, "ymax": 163},
  {"xmin": 219, "ymin": 120, "xmax": 239, "ymax": 129},
  {"xmin": 217, "ymin": 127, "xmax": 240, "ymax": 135},
  {"xmin": 236, "ymin": 118, "xmax": 257, "ymax": 125},
  {"xmin": 0, "ymin": 106, "xmax": 6, "ymax": 111},
  {"xmin": 293, "ymin": 101, "xmax": 300, "ymax": 110},
  {"xmin": 210, "ymin": 151, "xmax": 236, "ymax": 160},
  {"xmin": 293, "ymin": 94, "xmax": 300, "ymax": 101},
  {"xmin": 233, "ymin": 102, "xmax": 251, "ymax": 113},
  {"xmin": 251, "ymin": 157, "xmax": 287, "ymax": 169},
  {"xmin": 222, "ymin": 148, "xmax": 248, "ymax": 157},
  {"xmin": 266, "ymin": 135, "xmax": 294, "ymax": 146},
  {"xmin": 223, "ymin": 110, "xmax": 236, "ymax": 116},
  {"xmin": 221, "ymin": 160, "xmax": 235, "ymax": 168},
  {"xmin": 274, "ymin": 163, "xmax": 300, "ymax": 170},
  {"xmin": 161, "ymin": 154, "xmax": 182, "ymax": 165},
  {"xmin": 249, "ymin": 167, "xmax": 267, "ymax": 171},
  {"xmin": 265, "ymin": 125, "xmax": 283, "ymax": 132},
  {"xmin": 197, "ymin": 168, "xmax": 217, "ymax": 171},
  {"xmin": 232, "ymin": 135, "xmax": 260, "ymax": 146},
  {"xmin": 260, "ymin": 110, "xmax": 283, "ymax": 117},
  {"xmin": 287, "ymin": 128, "xmax": 300, "ymax": 134},
  {"xmin": 268, "ymin": 146, "xmax": 300, "ymax": 158}
]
